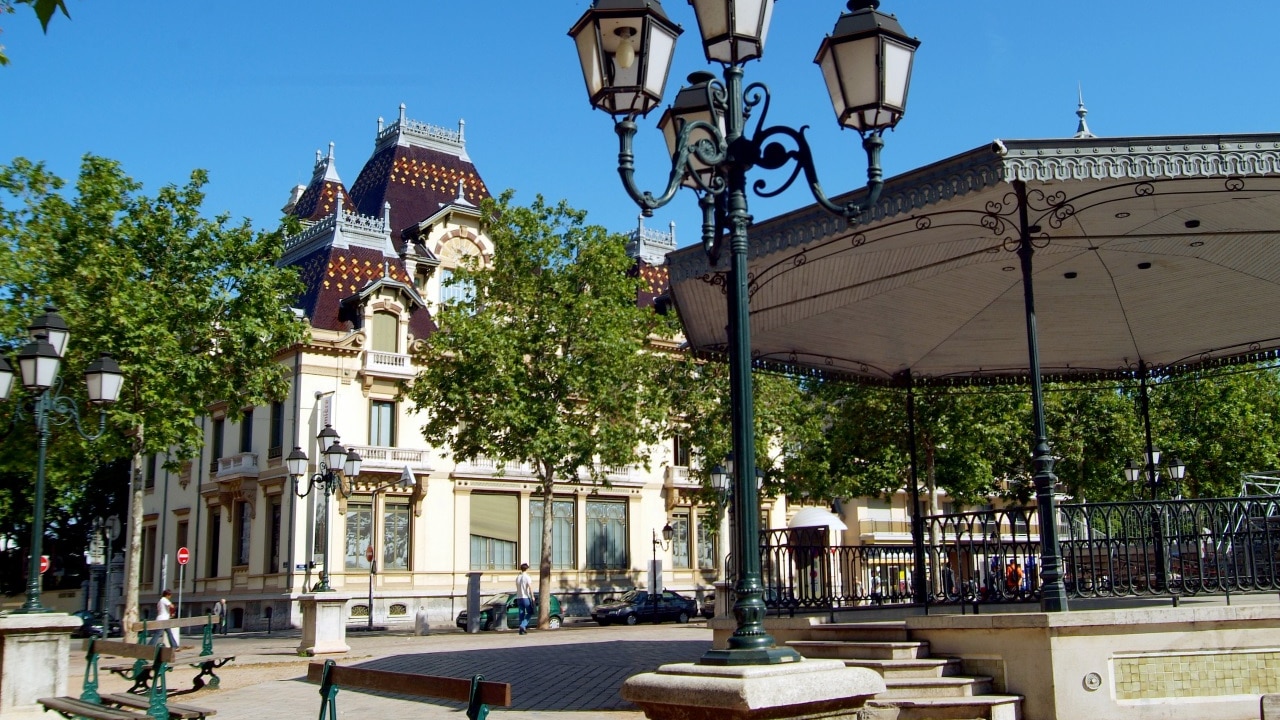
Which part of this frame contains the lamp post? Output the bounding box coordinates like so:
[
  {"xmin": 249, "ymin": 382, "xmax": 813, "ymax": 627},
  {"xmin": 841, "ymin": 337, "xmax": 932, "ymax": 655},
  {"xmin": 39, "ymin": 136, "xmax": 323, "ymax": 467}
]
[
  {"xmin": 651, "ymin": 522, "xmax": 674, "ymax": 613},
  {"xmin": 0, "ymin": 306, "xmax": 124, "ymax": 614},
  {"xmin": 1124, "ymin": 451, "xmax": 1185, "ymax": 593},
  {"xmin": 570, "ymin": 0, "xmax": 917, "ymax": 665},
  {"xmin": 286, "ymin": 426, "xmax": 362, "ymax": 593}
]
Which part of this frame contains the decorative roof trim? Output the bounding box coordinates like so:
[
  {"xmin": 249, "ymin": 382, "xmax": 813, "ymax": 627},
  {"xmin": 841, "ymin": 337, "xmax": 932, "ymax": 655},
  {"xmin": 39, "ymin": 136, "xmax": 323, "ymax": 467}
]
[
  {"xmin": 667, "ymin": 132, "xmax": 1280, "ymax": 285},
  {"xmin": 374, "ymin": 103, "xmax": 470, "ymax": 162}
]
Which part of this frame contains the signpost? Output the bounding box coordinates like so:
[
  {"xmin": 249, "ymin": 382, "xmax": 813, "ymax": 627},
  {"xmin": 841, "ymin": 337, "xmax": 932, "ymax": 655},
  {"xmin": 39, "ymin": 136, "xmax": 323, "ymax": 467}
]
[
  {"xmin": 176, "ymin": 547, "xmax": 189, "ymax": 635},
  {"xmin": 366, "ymin": 545, "xmax": 375, "ymax": 630}
]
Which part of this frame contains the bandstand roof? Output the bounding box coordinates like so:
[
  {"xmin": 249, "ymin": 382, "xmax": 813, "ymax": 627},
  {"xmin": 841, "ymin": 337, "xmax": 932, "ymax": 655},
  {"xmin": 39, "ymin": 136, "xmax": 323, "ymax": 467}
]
[{"xmin": 665, "ymin": 133, "xmax": 1280, "ymax": 385}]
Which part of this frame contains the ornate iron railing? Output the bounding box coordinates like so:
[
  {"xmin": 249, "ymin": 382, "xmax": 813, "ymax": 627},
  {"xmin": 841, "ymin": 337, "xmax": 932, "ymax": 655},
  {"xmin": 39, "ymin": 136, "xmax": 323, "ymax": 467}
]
[{"xmin": 723, "ymin": 496, "xmax": 1280, "ymax": 614}]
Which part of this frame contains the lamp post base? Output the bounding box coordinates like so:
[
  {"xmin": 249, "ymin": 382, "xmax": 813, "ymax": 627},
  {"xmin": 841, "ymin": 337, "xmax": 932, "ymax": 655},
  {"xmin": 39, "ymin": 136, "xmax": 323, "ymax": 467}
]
[
  {"xmin": 297, "ymin": 593, "xmax": 352, "ymax": 656},
  {"xmin": 699, "ymin": 646, "xmax": 802, "ymax": 666},
  {"xmin": 622, "ymin": 658, "xmax": 884, "ymax": 720}
]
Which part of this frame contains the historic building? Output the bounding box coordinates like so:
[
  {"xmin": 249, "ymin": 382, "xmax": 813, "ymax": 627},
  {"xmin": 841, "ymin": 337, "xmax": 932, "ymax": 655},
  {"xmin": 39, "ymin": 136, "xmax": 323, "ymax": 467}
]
[{"xmin": 129, "ymin": 106, "xmax": 735, "ymax": 630}]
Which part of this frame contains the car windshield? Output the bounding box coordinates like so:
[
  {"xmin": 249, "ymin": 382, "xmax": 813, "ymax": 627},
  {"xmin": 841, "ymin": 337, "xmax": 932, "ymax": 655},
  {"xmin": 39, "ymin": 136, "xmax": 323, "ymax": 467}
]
[
  {"xmin": 618, "ymin": 590, "xmax": 646, "ymax": 602},
  {"xmin": 481, "ymin": 594, "xmax": 510, "ymax": 605}
]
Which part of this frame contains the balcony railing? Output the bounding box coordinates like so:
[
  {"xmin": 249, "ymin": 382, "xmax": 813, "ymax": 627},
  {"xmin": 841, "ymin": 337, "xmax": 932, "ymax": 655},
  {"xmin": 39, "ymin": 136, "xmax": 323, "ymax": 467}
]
[
  {"xmin": 858, "ymin": 520, "xmax": 913, "ymax": 535},
  {"xmin": 347, "ymin": 445, "xmax": 433, "ymax": 472},
  {"xmin": 216, "ymin": 452, "xmax": 259, "ymax": 479},
  {"xmin": 363, "ymin": 350, "xmax": 415, "ymax": 378}
]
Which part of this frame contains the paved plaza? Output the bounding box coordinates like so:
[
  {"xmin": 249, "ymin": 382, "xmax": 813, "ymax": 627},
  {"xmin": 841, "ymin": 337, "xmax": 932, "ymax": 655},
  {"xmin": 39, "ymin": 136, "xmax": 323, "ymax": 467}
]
[{"xmin": 54, "ymin": 620, "xmax": 714, "ymax": 720}]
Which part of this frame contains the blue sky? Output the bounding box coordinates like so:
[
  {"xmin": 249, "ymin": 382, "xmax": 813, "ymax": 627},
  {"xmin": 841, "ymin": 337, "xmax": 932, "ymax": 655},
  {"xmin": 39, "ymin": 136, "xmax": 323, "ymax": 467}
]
[{"xmin": 3, "ymin": 1, "xmax": 1280, "ymax": 244}]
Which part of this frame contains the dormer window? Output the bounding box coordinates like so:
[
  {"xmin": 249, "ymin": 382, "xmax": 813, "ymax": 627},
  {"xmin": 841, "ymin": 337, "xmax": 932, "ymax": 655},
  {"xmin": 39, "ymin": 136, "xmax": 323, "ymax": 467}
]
[
  {"xmin": 371, "ymin": 311, "xmax": 400, "ymax": 353},
  {"xmin": 439, "ymin": 268, "xmax": 474, "ymax": 307}
]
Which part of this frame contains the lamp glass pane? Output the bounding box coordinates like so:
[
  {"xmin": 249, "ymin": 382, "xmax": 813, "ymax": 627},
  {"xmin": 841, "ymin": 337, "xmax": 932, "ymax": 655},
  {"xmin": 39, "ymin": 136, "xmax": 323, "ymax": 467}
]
[
  {"xmin": 689, "ymin": 0, "xmax": 728, "ymax": 44},
  {"xmin": 87, "ymin": 370, "xmax": 124, "ymax": 404},
  {"xmin": 0, "ymin": 366, "xmax": 11, "ymax": 401},
  {"xmin": 643, "ymin": 23, "xmax": 678, "ymax": 99},
  {"xmin": 732, "ymin": 0, "xmax": 768, "ymax": 42},
  {"xmin": 575, "ymin": 24, "xmax": 605, "ymax": 98},
  {"xmin": 881, "ymin": 38, "xmax": 914, "ymax": 109},
  {"xmin": 325, "ymin": 443, "xmax": 346, "ymax": 470},
  {"xmin": 286, "ymin": 449, "xmax": 309, "ymax": 478},
  {"xmin": 1149, "ymin": 450, "xmax": 1162, "ymax": 466},
  {"xmin": 20, "ymin": 352, "xmax": 59, "ymax": 390},
  {"xmin": 836, "ymin": 38, "xmax": 878, "ymax": 116}
]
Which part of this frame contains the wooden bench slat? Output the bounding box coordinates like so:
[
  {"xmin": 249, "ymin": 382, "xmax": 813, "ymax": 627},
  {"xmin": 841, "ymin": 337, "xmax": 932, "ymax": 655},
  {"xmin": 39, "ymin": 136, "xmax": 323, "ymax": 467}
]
[
  {"xmin": 102, "ymin": 692, "xmax": 216, "ymax": 719},
  {"xmin": 128, "ymin": 616, "xmax": 214, "ymax": 633},
  {"xmin": 38, "ymin": 696, "xmax": 149, "ymax": 720},
  {"xmin": 305, "ymin": 662, "xmax": 512, "ymax": 707},
  {"xmin": 85, "ymin": 639, "xmax": 175, "ymax": 663}
]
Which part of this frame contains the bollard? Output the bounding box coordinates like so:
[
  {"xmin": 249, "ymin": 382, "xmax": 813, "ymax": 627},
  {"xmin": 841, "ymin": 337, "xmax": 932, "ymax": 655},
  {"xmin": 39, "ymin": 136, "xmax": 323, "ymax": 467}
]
[{"xmin": 415, "ymin": 606, "xmax": 430, "ymax": 636}]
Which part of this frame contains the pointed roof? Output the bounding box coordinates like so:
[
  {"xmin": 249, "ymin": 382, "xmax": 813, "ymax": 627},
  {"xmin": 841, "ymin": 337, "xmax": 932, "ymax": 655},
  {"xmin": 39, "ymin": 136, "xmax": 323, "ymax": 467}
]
[
  {"xmin": 1074, "ymin": 86, "xmax": 1097, "ymax": 140},
  {"xmin": 626, "ymin": 216, "xmax": 675, "ymax": 309},
  {"xmin": 288, "ymin": 142, "xmax": 349, "ymax": 221},
  {"xmin": 347, "ymin": 104, "xmax": 491, "ymax": 252}
]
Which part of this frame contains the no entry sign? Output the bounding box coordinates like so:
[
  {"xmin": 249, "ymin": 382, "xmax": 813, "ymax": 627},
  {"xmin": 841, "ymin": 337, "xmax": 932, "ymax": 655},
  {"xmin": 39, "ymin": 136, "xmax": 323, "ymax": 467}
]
[
  {"xmin": 39, "ymin": 555, "xmax": 49, "ymax": 574},
  {"xmin": 177, "ymin": 547, "xmax": 190, "ymax": 565}
]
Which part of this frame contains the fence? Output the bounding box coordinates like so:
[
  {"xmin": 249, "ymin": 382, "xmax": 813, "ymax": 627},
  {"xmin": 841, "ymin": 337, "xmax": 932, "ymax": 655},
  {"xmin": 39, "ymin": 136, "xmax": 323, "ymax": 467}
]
[{"xmin": 726, "ymin": 496, "xmax": 1280, "ymax": 615}]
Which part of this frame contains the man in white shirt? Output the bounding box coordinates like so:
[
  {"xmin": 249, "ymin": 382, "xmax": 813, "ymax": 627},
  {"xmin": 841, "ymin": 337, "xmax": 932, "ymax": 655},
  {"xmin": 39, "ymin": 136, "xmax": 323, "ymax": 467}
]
[
  {"xmin": 154, "ymin": 589, "xmax": 177, "ymax": 647},
  {"xmin": 515, "ymin": 563, "xmax": 533, "ymax": 635}
]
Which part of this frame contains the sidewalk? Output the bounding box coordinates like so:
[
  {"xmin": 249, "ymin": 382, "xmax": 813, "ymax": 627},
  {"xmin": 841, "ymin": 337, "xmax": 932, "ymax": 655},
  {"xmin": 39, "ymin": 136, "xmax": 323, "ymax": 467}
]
[{"xmin": 55, "ymin": 620, "xmax": 715, "ymax": 719}]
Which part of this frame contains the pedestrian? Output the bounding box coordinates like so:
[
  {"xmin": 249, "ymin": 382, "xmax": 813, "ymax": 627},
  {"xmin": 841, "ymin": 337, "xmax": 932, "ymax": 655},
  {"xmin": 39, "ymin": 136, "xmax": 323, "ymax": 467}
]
[
  {"xmin": 515, "ymin": 562, "xmax": 533, "ymax": 635},
  {"xmin": 870, "ymin": 574, "xmax": 883, "ymax": 605},
  {"xmin": 153, "ymin": 590, "xmax": 178, "ymax": 647},
  {"xmin": 212, "ymin": 598, "xmax": 228, "ymax": 635}
]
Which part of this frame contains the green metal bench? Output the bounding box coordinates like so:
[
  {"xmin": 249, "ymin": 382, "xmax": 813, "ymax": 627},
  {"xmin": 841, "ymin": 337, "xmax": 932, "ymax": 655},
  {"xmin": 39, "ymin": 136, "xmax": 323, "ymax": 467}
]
[
  {"xmin": 107, "ymin": 615, "xmax": 233, "ymax": 693},
  {"xmin": 307, "ymin": 659, "xmax": 512, "ymax": 720},
  {"xmin": 38, "ymin": 639, "xmax": 214, "ymax": 720}
]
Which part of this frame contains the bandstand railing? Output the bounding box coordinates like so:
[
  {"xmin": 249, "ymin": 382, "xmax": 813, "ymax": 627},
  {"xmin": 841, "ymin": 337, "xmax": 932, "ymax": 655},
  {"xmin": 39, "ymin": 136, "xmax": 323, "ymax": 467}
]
[{"xmin": 724, "ymin": 496, "xmax": 1280, "ymax": 615}]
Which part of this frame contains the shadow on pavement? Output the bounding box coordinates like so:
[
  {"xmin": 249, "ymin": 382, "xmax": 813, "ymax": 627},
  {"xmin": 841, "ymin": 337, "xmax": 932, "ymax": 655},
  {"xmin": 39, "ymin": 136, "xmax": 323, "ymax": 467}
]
[{"xmin": 298, "ymin": 639, "xmax": 712, "ymax": 712}]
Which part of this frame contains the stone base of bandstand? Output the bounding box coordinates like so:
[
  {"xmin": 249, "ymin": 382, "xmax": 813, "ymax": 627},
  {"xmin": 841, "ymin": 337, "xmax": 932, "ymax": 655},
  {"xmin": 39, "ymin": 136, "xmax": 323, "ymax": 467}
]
[
  {"xmin": 0, "ymin": 612, "xmax": 82, "ymax": 717},
  {"xmin": 297, "ymin": 593, "xmax": 352, "ymax": 656},
  {"xmin": 621, "ymin": 658, "xmax": 886, "ymax": 720}
]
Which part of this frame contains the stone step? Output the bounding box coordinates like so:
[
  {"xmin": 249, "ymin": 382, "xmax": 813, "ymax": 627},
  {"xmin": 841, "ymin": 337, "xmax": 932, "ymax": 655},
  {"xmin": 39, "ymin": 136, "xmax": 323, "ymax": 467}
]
[
  {"xmin": 806, "ymin": 621, "xmax": 910, "ymax": 643},
  {"xmin": 877, "ymin": 675, "xmax": 994, "ymax": 699},
  {"xmin": 867, "ymin": 694, "xmax": 1023, "ymax": 720},
  {"xmin": 843, "ymin": 656, "xmax": 965, "ymax": 678},
  {"xmin": 788, "ymin": 639, "xmax": 929, "ymax": 660}
]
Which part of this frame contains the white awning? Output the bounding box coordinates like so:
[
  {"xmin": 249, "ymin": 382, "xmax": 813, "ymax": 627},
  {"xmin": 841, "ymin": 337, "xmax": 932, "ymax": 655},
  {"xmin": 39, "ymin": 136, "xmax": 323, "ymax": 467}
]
[{"xmin": 788, "ymin": 507, "xmax": 848, "ymax": 531}]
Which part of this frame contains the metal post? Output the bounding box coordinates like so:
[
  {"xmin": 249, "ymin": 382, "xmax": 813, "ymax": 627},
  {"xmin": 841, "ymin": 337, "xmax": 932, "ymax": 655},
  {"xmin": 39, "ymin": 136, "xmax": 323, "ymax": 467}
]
[
  {"xmin": 19, "ymin": 391, "xmax": 51, "ymax": 613},
  {"xmin": 1014, "ymin": 181, "xmax": 1069, "ymax": 612},
  {"xmin": 317, "ymin": 473, "xmax": 333, "ymax": 592},
  {"xmin": 905, "ymin": 377, "xmax": 928, "ymax": 607},
  {"xmin": 700, "ymin": 66, "xmax": 800, "ymax": 666},
  {"xmin": 1139, "ymin": 364, "xmax": 1168, "ymax": 591}
]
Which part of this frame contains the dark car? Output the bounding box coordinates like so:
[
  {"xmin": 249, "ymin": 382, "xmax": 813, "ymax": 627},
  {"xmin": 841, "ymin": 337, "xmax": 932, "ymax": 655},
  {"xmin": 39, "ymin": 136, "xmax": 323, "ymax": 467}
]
[
  {"xmin": 71, "ymin": 610, "xmax": 123, "ymax": 638},
  {"xmin": 593, "ymin": 589, "xmax": 697, "ymax": 626},
  {"xmin": 455, "ymin": 593, "xmax": 562, "ymax": 631}
]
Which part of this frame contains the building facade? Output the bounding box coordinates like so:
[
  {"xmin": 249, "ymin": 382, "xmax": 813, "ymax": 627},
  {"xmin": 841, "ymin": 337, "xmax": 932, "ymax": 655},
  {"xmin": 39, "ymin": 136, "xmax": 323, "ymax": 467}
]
[{"xmin": 131, "ymin": 106, "xmax": 735, "ymax": 630}]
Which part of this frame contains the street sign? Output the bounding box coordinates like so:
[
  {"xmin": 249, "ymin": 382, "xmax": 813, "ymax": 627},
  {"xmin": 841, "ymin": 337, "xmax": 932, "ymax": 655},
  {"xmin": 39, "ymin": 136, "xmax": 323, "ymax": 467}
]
[
  {"xmin": 177, "ymin": 547, "xmax": 190, "ymax": 565},
  {"xmin": 365, "ymin": 545, "xmax": 374, "ymax": 563},
  {"xmin": 105, "ymin": 515, "xmax": 121, "ymax": 542},
  {"xmin": 39, "ymin": 555, "xmax": 49, "ymax": 574}
]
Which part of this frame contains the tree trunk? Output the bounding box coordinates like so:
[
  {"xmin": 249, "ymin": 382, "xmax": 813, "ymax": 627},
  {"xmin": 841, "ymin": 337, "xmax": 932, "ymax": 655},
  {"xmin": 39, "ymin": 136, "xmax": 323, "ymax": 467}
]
[
  {"xmin": 122, "ymin": 425, "xmax": 144, "ymax": 637},
  {"xmin": 537, "ymin": 463, "xmax": 555, "ymax": 629}
]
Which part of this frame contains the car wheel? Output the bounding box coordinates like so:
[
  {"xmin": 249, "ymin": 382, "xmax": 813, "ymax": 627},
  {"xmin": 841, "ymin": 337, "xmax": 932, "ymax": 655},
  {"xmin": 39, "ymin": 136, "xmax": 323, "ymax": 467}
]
[
  {"xmin": 547, "ymin": 615, "xmax": 562, "ymax": 630},
  {"xmin": 625, "ymin": 613, "xmax": 639, "ymax": 626},
  {"xmin": 677, "ymin": 611, "xmax": 690, "ymax": 624}
]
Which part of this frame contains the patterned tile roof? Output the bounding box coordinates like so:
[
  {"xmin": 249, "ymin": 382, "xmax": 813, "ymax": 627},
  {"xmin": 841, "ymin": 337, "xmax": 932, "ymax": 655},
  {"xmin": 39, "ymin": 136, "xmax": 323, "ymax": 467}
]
[
  {"xmin": 347, "ymin": 144, "xmax": 490, "ymax": 252},
  {"xmin": 290, "ymin": 180, "xmax": 347, "ymax": 221},
  {"xmin": 287, "ymin": 244, "xmax": 432, "ymax": 335},
  {"xmin": 631, "ymin": 259, "xmax": 670, "ymax": 309}
]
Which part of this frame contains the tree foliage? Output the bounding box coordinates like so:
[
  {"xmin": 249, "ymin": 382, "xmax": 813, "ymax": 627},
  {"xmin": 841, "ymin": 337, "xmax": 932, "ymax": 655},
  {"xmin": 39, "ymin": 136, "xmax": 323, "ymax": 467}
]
[
  {"xmin": 404, "ymin": 192, "xmax": 684, "ymax": 626},
  {"xmin": 0, "ymin": 0, "xmax": 69, "ymax": 66},
  {"xmin": 0, "ymin": 155, "xmax": 307, "ymax": 601}
]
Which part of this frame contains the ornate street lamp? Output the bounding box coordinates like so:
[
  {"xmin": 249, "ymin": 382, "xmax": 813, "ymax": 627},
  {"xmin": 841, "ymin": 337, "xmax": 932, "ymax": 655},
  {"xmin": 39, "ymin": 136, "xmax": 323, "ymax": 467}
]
[
  {"xmin": 570, "ymin": 0, "xmax": 918, "ymax": 665},
  {"xmin": 1125, "ymin": 451, "xmax": 1187, "ymax": 500},
  {"xmin": 3, "ymin": 306, "xmax": 122, "ymax": 613},
  {"xmin": 651, "ymin": 522, "xmax": 675, "ymax": 612},
  {"xmin": 287, "ymin": 426, "xmax": 362, "ymax": 592}
]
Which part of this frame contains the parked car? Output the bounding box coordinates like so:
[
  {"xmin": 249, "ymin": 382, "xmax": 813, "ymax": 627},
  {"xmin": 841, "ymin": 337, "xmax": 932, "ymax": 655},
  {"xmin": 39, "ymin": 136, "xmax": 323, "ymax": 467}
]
[
  {"xmin": 71, "ymin": 610, "xmax": 123, "ymax": 639},
  {"xmin": 455, "ymin": 593, "xmax": 563, "ymax": 631},
  {"xmin": 593, "ymin": 589, "xmax": 697, "ymax": 626},
  {"xmin": 700, "ymin": 592, "xmax": 716, "ymax": 619}
]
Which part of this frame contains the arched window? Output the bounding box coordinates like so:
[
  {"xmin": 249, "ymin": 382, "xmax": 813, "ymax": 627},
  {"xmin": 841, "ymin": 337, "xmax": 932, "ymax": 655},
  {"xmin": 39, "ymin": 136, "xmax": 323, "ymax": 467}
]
[{"xmin": 371, "ymin": 311, "xmax": 399, "ymax": 353}]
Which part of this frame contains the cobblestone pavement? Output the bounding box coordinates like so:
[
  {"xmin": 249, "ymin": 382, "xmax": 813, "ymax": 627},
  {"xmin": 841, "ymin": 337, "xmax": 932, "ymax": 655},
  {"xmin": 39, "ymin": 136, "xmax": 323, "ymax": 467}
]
[{"xmin": 54, "ymin": 620, "xmax": 714, "ymax": 720}]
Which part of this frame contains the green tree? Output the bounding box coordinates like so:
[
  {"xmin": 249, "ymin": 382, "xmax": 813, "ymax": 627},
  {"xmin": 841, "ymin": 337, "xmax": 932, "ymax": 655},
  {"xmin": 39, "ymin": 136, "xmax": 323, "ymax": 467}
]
[
  {"xmin": 404, "ymin": 192, "xmax": 682, "ymax": 628},
  {"xmin": 0, "ymin": 0, "xmax": 69, "ymax": 66},
  {"xmin": 0, "ymin": 155, "xmax": 306, "ymax": 625}
]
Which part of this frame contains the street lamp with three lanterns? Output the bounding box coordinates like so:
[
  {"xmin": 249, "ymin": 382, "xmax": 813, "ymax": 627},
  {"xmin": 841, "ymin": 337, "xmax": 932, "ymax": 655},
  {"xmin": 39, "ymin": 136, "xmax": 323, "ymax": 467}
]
[
  {"xmin": 1124, "ymin": 450, "xmax": 1186, "ymax": 500},
  {"xmin": 286, "ymin": 425, "xmax": 363, "ymax": 593},
  {"xmin": 570, "ymin": 0, "xmax": 919, "ymax": 664},
  {"xmin": 651, "ymin": 522, "xmax": 675, "ymax": 611},
  {"xmin": 0, "ymin": 305, "xmax": 124, "ymax": 613}
]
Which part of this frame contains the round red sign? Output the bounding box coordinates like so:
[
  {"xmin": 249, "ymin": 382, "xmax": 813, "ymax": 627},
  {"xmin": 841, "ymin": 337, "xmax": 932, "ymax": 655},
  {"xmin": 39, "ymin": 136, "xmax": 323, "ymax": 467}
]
[
  {"xmin": 39, "ymin": 555, "xmax": 49, "ymax": 574},
  {"xmin": 177, "ymin": 547, "xmax": 190, "ymax": 566},
  {"xmin": 365, "ymin": 545, "xmax": 374, "ymax": 563}
]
